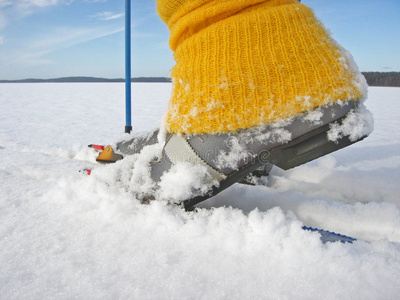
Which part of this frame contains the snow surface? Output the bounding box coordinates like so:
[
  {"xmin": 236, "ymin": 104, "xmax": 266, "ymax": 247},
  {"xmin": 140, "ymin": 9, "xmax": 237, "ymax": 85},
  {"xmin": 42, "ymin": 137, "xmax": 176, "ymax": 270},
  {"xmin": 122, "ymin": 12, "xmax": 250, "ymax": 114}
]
[{"xmin": 1, "ymin": 83, "xmax": 400, "ymax": 299}]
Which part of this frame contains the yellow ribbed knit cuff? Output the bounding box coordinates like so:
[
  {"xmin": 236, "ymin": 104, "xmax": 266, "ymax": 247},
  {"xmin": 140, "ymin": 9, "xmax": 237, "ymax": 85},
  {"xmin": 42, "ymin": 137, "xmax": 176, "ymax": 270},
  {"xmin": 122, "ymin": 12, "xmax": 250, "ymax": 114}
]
[{"xmin": 158, "ymin": 0, "xmax": 366, "ymax": 134}]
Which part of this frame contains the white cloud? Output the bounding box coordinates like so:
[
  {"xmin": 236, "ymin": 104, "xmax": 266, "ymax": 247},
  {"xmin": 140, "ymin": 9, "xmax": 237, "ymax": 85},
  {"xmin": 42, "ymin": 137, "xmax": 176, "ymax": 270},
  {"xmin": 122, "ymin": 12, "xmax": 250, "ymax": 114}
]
[
  {"xmin": 20, "ymin": 0, "xmax": 78, "ymax": 8},
  {"xmin": 0, "ymin": 1, "xmax": 12, "ymax": 7},
  {"xmin": 2, "ymin": 0, "xmax": 73, "ymax": 19},
  {"xmin": 0, "ymin": 0, "xmax": 74, "ymax": 44},
  {"xmin": 0, "ymin": 0, "xmax": 123, "ymax": 71},
  {"xmin": 90, "ymin": 11, "xmax": 124, "ymax": 21},
  {"xmin": 19, "ymin": 0, "xmax": 61, "ymax": 7},
  {"xmin": 29, "ymin": 25, "xmax": 123, "ymax": 50},
  {"xmin": 0, "ymin": 24, "xmax": 124, "ymax": 69},
  {"xmin": 0, "ymin": 13, "xmax": 7, "ymax": 30}
]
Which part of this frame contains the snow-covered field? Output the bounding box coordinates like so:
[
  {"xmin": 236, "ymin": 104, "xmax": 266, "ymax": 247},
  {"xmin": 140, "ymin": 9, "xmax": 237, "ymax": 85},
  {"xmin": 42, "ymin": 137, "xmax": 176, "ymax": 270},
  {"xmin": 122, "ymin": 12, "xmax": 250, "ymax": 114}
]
[{"xmin": 1, "ymin": 83, "xmax": 400, "ymax": 299}]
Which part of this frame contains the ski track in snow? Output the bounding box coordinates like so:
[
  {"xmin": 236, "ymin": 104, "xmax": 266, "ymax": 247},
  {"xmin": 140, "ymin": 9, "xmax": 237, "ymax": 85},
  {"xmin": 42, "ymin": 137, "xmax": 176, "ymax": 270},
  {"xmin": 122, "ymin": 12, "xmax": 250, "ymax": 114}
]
[{"xmin": 1, "ymin": 83, "xmax": 400, "ymax": 299}]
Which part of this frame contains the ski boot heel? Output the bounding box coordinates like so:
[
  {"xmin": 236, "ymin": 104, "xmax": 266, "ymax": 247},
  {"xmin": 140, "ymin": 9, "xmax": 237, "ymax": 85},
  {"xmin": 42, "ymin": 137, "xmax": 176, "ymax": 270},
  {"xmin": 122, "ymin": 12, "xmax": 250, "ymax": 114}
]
[{"xmin": 268, "ymin": 115, "xmax": 368, "ymax": 170}]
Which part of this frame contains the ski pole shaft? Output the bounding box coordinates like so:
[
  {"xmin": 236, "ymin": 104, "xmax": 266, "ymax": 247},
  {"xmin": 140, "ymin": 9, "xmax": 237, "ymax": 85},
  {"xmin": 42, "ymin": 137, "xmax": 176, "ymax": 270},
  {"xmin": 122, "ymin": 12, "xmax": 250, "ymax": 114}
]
[{"xmin": 125, "ymin": 0, "xmax": 132, "ymax": 134}]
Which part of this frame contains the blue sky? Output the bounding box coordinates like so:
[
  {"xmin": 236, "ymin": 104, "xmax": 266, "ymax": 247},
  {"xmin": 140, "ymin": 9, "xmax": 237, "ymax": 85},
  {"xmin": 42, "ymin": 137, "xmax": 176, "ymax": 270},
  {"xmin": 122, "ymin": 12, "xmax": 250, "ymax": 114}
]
[{"xmin": 0, "ymin": 0, "xmax": 399, "ymax": 80}]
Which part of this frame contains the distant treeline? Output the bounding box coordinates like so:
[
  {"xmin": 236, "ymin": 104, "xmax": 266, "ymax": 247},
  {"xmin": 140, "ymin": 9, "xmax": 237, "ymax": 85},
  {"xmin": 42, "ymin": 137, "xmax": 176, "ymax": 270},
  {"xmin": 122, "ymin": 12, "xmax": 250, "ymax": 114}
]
[
  {"xmin": 362, "ymin": 72, "xmax": 400, "ymax": 87},
  {"xmin": 0, "ymin": 77, "xmax": 172, "ymax": 83},
  {"xmin": 1, "ymin": 73, "xmax": 400, "ymax": 87}
]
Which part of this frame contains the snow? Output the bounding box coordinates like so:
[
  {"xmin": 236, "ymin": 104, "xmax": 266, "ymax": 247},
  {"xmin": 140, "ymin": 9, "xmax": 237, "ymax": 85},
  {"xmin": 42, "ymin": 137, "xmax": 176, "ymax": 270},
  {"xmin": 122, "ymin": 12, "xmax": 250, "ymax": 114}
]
[
  {"xmin": 327, "ymin": 103, "xmax": 374, "ymax": 142},
  {"xmin": 1, "ymin": 83, "xmax": 400, "ymax": 299}
]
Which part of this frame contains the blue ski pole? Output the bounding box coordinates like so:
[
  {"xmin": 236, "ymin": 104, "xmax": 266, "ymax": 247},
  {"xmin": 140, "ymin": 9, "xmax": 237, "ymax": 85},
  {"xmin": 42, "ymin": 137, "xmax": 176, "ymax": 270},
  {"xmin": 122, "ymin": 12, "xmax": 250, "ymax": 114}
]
[{"xmin": 125, "ymin": 0, "xmax": 132, "ymax": 133}]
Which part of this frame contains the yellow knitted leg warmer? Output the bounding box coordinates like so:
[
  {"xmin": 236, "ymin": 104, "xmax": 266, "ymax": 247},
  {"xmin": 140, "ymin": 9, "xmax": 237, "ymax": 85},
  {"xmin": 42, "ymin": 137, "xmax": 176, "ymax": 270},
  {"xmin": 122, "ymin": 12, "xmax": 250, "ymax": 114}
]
[{"xmin": 157, "ymin": 0, "xmax": 366, "ymax": 134}]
